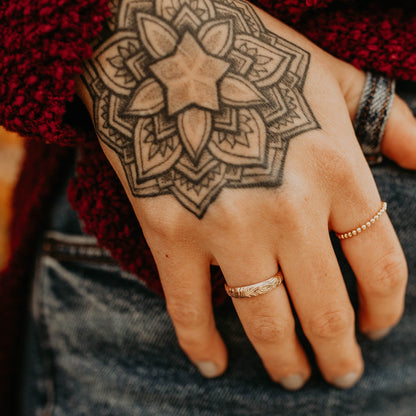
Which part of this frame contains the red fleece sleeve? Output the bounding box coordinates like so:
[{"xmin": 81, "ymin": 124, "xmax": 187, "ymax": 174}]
[{"xmin": 0, "ymin": 0, "xmax": 110, "ymax": 146}]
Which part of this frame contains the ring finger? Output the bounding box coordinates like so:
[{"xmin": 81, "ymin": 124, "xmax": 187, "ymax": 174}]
[{"xmin": 277, "ymin": 227, "xmax": 364, "ymax": 388}]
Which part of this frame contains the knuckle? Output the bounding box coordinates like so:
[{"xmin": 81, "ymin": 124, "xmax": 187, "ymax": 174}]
[
  {"xmin": 246, "ymin": 315, "xmax": 293, "ymax": 344},
  {"xmin": 312, "ymin": 142, "xmax": 359, "ymax": 192},
  {"xmin": 206, "ymin": 198, "xmax": 246, "ymax": 235},
  {"xmin": 308, "ymin": 307, "xmax": 354, "ymax": 340},
  {"xmin": 366, "ymin": 251, "xmax": 408, "ymax": 296},
  {"xmin": 167, "ymin": 299, "xmax": 208, "ymax": 330},
  {"xmin": 168, "ymin": 299, "xmax": 214, "ymax": 354},
  {"xmin": 145, "ymin": 210, "xmax": 187, "ymax": 242},
  {"xmin": 310, "ymin": 140, "xmax": 353, "ymax": 177},
  {"xmin": 277, "ymin": 192, "xmax": 311, "ymax": 232},
  {"xmin": 329, "ymin": 155, "xmax": 356, "ymax": 188}
]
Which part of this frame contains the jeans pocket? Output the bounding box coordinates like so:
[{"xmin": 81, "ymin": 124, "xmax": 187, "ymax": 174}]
[{"xmin": 22, "ymin": 231, "xmax": 177, "ymax": 415}]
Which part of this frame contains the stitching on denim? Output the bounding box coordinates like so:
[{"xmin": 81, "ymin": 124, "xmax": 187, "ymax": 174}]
[
  {"xmin": 45, "ymin": 231, "xmax": 98, "ymax": 245},
  {"xmin": 42, "ymin": 234, "xmax": 120, "ymax": 266},
  {"xmin": 33, "ymin": 257, "xmax": 57, "ymax": 415}
]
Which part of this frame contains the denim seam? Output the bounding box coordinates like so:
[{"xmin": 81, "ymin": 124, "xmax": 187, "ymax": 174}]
[
  {"xmin": 42, "ymin": 233, "xmax": 119, "ymax": 266},
  {"xmin": 44, "ymin": 231, "xmax": 99, "ymax": 245},
  {"xmin": 32, "ymin": 255, "xmax": 58, "ymax": 416}
]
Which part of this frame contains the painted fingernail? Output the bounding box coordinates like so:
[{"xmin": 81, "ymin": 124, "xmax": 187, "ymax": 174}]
[
  {"xmin": 332, "ymin": 371, "xmax": 360, "ymax": 389},
  {"xmin": 279, "ymin": 374, "xmax": 306, "ymax": 390},
  {"xmin": 196, "ymin": 361, "xmax": 220, "ymax": 378},
  {"xmin": 365, "ymin": 327, "xmax": 392, "ymax": 341}
]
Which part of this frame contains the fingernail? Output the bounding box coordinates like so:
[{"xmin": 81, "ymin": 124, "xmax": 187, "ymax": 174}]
[
  {"xmin": 196, "ymin": 361, "xmax": 220, "ymax": 378},
  {"xmin": 279, "ymin": 374, "xmax": 306, "ymax": 390},
  {"xmin": 366, "ymin": 327, "xmax": 392, "ymax": 341},
  {"xmin": 332, "ymin": 372, "xmax": 360, "ymax": 389}
]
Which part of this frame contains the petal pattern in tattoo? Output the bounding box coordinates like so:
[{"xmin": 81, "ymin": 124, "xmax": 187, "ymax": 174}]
[{"xmin": 82, "ymin": 0, "xmax": 319, "ymax": 217}]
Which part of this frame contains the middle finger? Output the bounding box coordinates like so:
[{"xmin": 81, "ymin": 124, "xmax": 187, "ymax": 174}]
[{"xmin": 217, "ymin": 250, "xmax": 311, "ymax": 390}]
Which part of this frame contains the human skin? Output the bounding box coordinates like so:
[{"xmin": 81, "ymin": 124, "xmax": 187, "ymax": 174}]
[{"xmin": 76, "ymin": 0, "xmax": 416, "ymax": 390}]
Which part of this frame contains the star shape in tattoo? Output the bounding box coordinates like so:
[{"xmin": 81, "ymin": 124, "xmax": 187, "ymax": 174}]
[
  {"xmin": 86, "ymin": 0, "xmax": 319, "ymax": 217},
  {"xmin": 150, "ymin": 32, "xmax": 230, "ymax": 115}
]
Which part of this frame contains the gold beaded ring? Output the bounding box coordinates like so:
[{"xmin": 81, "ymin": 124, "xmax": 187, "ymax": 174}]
[{"xmin": 336, "ymin": 202, "xmax": 387, "ymax": 240}]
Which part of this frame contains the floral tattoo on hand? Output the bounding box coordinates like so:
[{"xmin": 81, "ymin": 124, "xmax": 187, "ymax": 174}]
[{"xmin": 82, "ymin": 0, "xmax": 319, "ymax": 217}]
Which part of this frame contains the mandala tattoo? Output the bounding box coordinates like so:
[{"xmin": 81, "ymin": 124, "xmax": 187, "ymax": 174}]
[{"xmin": 82, "ymin": 0, "xmax": 319, "ymax": 217}]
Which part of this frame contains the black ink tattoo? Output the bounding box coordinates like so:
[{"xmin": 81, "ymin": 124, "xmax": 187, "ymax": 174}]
[{"xmin": 82, "ymin": 0, "xmax": 319, "ymax": 218}]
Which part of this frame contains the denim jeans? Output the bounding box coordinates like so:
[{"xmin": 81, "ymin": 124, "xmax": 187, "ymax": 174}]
[{"xmin": 21, "ymin": 84, "xmax": 416, "ymax": 415}]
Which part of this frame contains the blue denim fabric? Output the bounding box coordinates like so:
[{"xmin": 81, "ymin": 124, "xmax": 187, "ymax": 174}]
[{"xmin": 21, "ymin": 85, "xmax": 416, "ymax": 415}]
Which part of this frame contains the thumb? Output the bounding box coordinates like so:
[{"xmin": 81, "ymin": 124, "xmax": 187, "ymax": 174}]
[
  {"xmin": 330, "ymin": 58, "xmax": 416, "ymax": 170},
  {"xmin": 381, "ymin": 95, "xmax": 416, "ymax": 170}
]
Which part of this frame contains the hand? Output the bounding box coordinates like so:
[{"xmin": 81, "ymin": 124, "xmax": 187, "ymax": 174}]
[{"xmin": 76, "ymin": 0, "xmax": 410, "ymax": 389}]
